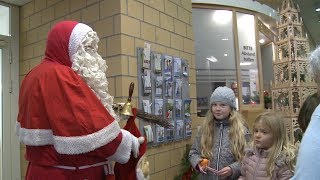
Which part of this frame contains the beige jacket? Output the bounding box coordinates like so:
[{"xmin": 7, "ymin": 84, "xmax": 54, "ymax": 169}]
[{"xmin": 239, "ymin": 147, "xmax": 293, "ymax": 180}]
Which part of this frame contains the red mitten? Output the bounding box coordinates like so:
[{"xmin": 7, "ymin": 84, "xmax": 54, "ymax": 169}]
[{"xmin": 114, "ymin": 108, "xmax": 147, "ymax": 180}]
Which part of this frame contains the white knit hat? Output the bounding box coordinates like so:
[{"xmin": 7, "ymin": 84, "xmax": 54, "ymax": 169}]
[
  {"xmin": 68, "ymin": 23, "xmax": 93, "ymax": 61},
  {"xmin": 210, "ymin": 86, "xmax": 236, "ymax": 109}
]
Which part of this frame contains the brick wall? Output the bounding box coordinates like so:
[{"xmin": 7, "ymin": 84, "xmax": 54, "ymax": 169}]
[{"xmin": 19, "ymin": 0, "xmax": 199, "ymax": 179}]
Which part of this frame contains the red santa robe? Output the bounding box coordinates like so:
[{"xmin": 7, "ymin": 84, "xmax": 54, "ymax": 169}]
[{"xmin": 16, "ymin": 21, "xmax": 140, "ymax": 179}]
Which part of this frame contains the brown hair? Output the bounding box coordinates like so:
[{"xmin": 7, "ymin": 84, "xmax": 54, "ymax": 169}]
[{"xmin": 298, "ymin": 93, "xmax": 320, "ymax": 132}]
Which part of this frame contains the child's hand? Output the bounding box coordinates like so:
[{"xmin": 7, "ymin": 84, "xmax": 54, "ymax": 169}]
[
  {"xmin": 217, "ymin": 166, "xmax": 232, "ymax": 178},
  {"xmin": 197, "ymin": 159, "xmax": 209, "ymax": 174}
]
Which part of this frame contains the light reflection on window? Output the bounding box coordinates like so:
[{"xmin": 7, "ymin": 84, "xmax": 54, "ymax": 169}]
[{"xmin": 0, "ymin": 5, "xmax": 10, "ymax": 36}]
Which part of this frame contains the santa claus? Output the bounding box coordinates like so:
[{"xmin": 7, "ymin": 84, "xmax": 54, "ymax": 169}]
[{"xmin": 16, "ymin": 21, "xmax": 144, "ymax": 179}]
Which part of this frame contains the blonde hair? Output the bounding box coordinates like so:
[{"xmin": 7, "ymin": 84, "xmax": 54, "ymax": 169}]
[
  {"xmin": 200, "ymin": 109, "xmax": 248, "ymax": 161},
  {"xmin": 254, "ymin": 112, "xmax": 296, "ymax": 176}
]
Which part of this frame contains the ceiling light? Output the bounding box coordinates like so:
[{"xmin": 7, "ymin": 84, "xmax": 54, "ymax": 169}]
[
  {"xmin": 316, "ymin": 8, "xmax": 320, "ymax": 12},
  {"xmin": 206, "ymin": 56, "xmax": 218, "ymax": 62},
  {"xmin": 240, "ymin": 62, "xmax": 252, "ymax": 66},
  {"xmin": 222, "ymin": 38, "xmax": 229, "ymax": 41},
  {"xmin": 224, "ymin": 54, "xmax": 228, "ymax": 56},
  {"xmin": 259, "ymin": 39, "xmax": 265, "ymax": 44}
]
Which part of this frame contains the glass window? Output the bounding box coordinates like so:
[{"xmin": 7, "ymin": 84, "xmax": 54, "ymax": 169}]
[
  {"xmin": 193, "ymin": 8, "xmax": 236, "ymax": 116},
  {"xmin": 236, "ymin": 12, "xmax": 260, "ymax": 105},
  {"xmin": 0, "ymin": 5, "xmax": 10, "ymax": 36}
]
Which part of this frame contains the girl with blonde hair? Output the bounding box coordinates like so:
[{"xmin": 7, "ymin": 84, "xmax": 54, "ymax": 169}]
[
  {"xmin": 189, "ymin": 86, "xmax": 250, "ymax": 179},
  {"xmin": 239, "ymin": 112, "xmax": 296, "ymax": 180}
]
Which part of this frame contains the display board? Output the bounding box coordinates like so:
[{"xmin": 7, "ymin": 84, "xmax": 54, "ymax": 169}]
[{"xmin": 137, "ymin": 47, "xmax": 192, "ymax": 146}]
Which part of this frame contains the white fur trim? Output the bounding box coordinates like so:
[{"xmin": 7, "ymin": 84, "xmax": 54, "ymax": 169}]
[
  {"xmin": 16, "ymin": 122, "xmax": 54, "ymax": 145},
  {"xmin": 107, "ymin": 129, "xmax": 133, "ymax": 164},
  {"xmin": 69, "ymin": 23, "xmax": 93, "ymax": 60},
  {"xmin": 16, "ymin": 121, "xmax": 121, "ymax": 155}
]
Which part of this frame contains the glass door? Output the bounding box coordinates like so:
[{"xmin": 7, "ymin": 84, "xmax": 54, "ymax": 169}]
[{"xmin": 0, "ymin": 3, "xmax": 21, "ymax": 179}]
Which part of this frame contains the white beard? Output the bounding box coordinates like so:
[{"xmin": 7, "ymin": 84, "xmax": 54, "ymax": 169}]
[{"xmin": 71, "ymin": 31, "xmax": 119, "ymax": 121}]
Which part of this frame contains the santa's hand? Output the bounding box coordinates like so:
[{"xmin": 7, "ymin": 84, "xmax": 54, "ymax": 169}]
[{"xmin": 131, "ymin": 134, "xmax": 145, "ymax": 158}]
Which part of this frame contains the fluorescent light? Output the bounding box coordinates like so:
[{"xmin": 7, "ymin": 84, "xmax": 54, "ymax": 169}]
[
  {"xmin": 222, "ymin": 38, "xmax": 229, "ymax": 41},
  {"xmin": 206, "ymin": 56, "xmax": 218, "ymax": 62},
  {"xmin": 316, "ymin": 8, "xmax": 320, "ymax": 12},
  {"xmin": 259, "ymin": 39, "xmax": 265, "ymax": 44},
  {"xmin": 224, "ymin": 54, "xmax": 228, "ymax": 56},
  {"xmin": 240, "ymin": 62, "xmax": 252, "ymax": 66}
]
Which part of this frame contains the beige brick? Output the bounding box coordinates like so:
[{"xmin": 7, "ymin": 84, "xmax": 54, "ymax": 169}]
[
  {"xmin": 170, "ymin": 147, "xmax": 184, "ymax": 166},
  {"xmin": 120, "ymin": 0, "xmax": 127, "ymax": 14},
  {"xmin": 26, "ymin": 29, "xmax": 38, "ymax": 45},
  {"xmin": 189, "ymin": 83, "xmax": 196, "ymax": 98},
  {"xmin": 107, "ymin": 35, "xmax": 121, "ymax": 56},
  {"xmin": 166, "ymin": 48, "xmax": 180, "ymax": 57},
  {"xmin": 149, "ymin": 0, "xmax": 165, "ymax": 12},
  {"xmin": 20, "ymin": 17, "xmax": 29, "ymax": 33},
  {"xmin": 30, "ymin": 12, "xmax": 42, "ymax": 29},
  {"xmin": 20, "ymin": 32, "xmax": 27, "ymax": 47},
  {"xmin": 164, "ymin": 0, "xmax": 177, "ymax": 18},
  {"xmin": 143, "ymin": 6, "xmax": 159, "ymax": 26},
  {"xmin": 33, "ymin": 41, "xmax": 46, "ymax": 57},
  {"xmin": 107, "ymin": 77, "xmax": 116, "ymax": 98},
  {"xmin": 70, "ymin": 0, "xmax": 86, "ymax": 12},
  {"xmin": 98, "ymin": 38, "xmax": 107, "ymax": 58},
  {"xmin": 180, "ymin": 51, "xmax": 192, "ymax": 62},
  {"xmin": 189, "ymin": 68, "xmax": 196, "ymax": 83},
  {"xmin": 38, "ymin": 23, "xmax": 51, "ymax": 41},
  {"xmin": 171, "ymin": 34, "xmax": 183, "ymax": 50},
  {"xmin": 134, "ymin": 39, "xmax": 145, "ymax": 54},
  {"xmin": 174, "ymin": 19, "xmax": 186, "ymax": 37},
  {"xmin": 160, "ymin": 13, "xmax": 174, "ymax": 32},
  {"xmin": 100, "ymin": 0, "xmax": 121, "ymax": 18},
  {"xmin": 87, "ymin": 0, "xmax": 100, "ymax": 6},
  {"xmin": 54, "ymin": 0, "xmax": 70, "ymax": 19},
  {"xmin": 166, "ymin": 165, "xmax": 180, "ymax": 180},
  {"xmin": 155, "ymin": 28, "xmax": 170, "ymax": 46},
  {"xmin": 82, "ymin": 4, "xmax": 100, "ymax": 23},
  {"xmin": 178, "ymin": 6, "xmax": 190, "ymax": 24},
  {"xmin": 22, "ymin": 45, "xmax": 33, "ymax": 60},
  {"xmin": 154, "ymin": 151, "xmax": 171, "ymax": 172},
  {"xmin": 47, "ymin": 0, "xmax": 61, "ymax": 7},
  {"xmin": 65, "ymin": 11, "xmax": 82, "ymax": 22},
  {"xmin": 115, "ymin": 76, "xmax": 138, "ymax": 97},
  {"xmin": 183, "ymin": 37, "xmax": 194, "ymax": 53},
  {"xmin": 120, "ymin": 15, "xmax": 141, "ymax": 37},
  {"xmin": 106, "ymin": 55, "xmax": 128, "ymax": 76},
  {"xmin": 146, "ymin": 154, "xmax": 155, "ymax": 174},
  {"xmin": 149, "ymin": 43, "xmax": 166, "ymax": 54},
  {"xmin": 128, "ymin": 56, "xmax": 138, "ymax": 76},
  {"xmin": 30, "ymin": 57, "xmax": 42, "ymax": 69},
  {"xmin": 128, "ymin": 0, "xmax": 143, "ymax": 20},
  {"xmin": 94, "ymin": 18, "xmax": 114, "ymax": 38},
  {"xmin": 41, "ymin": 8, "xmax": 54, "ymax": 24},
  {"xmin": 21, "ymin": 2, "xmax": 34, "ymax": 19},
  {"xmin": 114, "ymin": 14, "xmax": 121, "ymax": 34},
  {"xmin": 181, "ymin": 0, "xmax": 192, "ymax": 11},
  {"xmin": 121, "ymin": 35, "xmax": 135, "ymax": 56},
  {"xmin": 150, "ymin": 170, "xmax": 166, "ymax": 179},
  {"xmin": 186, "ymin": 24, "xmax": 193, "ymax": 39},
  {"xmin": 34, "ymin": 0, "xmax": 46, "ymax": 12},
  {"xmin": 19, "ymin": 60, "xmax": 30, "ymax": 75},
  {"xmin": 141, "ymin": 22, "xmax": 155, "ymax": 42}
]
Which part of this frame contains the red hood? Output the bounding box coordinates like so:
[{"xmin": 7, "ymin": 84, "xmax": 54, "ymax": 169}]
[{"xmin": 44, "ymin": 21, "xmax": 78, "ymax": 67}]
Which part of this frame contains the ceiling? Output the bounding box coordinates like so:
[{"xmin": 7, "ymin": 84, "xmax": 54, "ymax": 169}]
[{"xmin": 257, "ymin": 0, "xmax": 320, "ymax": 47}]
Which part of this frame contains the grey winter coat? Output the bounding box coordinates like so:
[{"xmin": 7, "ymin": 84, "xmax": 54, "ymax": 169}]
[
  {"xmin": 239, "ymin": 147, "xmax": 293, "ymax": 180},
  {"xmin": 188, "ymin": 119, "xmax": 250, "ymax": 180}
]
